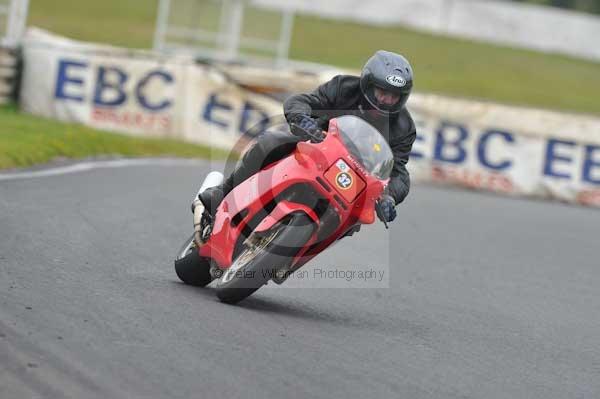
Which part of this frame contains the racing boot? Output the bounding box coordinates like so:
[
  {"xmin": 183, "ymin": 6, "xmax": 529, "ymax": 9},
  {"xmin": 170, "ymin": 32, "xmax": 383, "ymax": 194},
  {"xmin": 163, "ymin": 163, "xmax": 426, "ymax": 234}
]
[
  {"xmin": 198, "ymin": 165, "xmax": 241, "ymax": 218},
  {"xmin": 198, "ymin": 136, "xmax": 275, "ymax": 218},
  {"xmin": 198, "ymin": 185, "xmax": 225, "ymax": 218}
]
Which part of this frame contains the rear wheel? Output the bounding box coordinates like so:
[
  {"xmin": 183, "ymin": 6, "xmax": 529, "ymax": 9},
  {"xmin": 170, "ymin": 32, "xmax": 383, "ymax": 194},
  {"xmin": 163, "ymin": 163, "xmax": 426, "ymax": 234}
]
[
  {"xmin": 174, "ymin": 235, "xmax": 212, "ymax": 287},
  {"xmin": 215, "ymin": 213, "xmax": 315, "ymax": 304}
]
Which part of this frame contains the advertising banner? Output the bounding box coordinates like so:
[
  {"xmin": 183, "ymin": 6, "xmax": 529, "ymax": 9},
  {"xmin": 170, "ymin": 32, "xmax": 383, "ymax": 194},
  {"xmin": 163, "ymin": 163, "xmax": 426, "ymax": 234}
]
[
  {"xmin": 408, "ymin": 95, "xmax": 600, "ymax": 207},
  {"xmin": 19, "ymin": 29, "xmax": 600, "ymax": 207},
  {"xmin": 20, "ymin": 29, "xmax": 282, "ymax": 149}
]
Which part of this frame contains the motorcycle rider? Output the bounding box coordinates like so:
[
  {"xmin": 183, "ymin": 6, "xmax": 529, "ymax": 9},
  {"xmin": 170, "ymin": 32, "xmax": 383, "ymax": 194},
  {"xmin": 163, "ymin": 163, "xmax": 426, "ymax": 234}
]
[{"xmin": 199, "ymin": 50, "xmax": 416, "ymax": 224}]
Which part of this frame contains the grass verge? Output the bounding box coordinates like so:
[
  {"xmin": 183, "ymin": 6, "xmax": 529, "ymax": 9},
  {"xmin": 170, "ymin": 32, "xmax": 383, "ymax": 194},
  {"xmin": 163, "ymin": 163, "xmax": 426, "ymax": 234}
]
[{"xmin": 0, "ymin": 104, "xmax": 226, "ymax": 170}]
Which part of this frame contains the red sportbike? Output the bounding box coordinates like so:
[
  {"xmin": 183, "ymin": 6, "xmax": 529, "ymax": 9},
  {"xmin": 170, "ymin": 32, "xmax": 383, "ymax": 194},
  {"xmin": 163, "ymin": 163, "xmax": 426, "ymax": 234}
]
[{"xmin": 175, "ymin": 115, "xmax": 394, "ymax": 304}]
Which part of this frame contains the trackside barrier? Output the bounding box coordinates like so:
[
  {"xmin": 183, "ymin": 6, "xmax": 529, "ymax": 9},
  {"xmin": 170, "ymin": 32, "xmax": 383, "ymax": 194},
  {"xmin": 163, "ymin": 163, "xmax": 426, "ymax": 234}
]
[
  {"xmin": 20, "ymin": 28, "xmax": 284, "ymax": 150},
  {"xmin": 19, "ymin": 28, "xmax": 600, "ymax": 208},
  {"xmin": 407, "ymin": 94, "xmax": 600, "ymax": 207},
  {"xmin": 0, "ymin": 45, "xmax": 18, "ymax": 104},
  {"xmin": 0, "ymin": 0, "xmax": 29, "ymax": 104}
]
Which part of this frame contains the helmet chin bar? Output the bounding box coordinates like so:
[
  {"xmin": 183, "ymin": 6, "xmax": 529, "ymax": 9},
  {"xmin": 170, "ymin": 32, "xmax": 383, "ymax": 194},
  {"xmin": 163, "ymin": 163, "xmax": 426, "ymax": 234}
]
[{"xmin": 363, "ymin": 86, "xmax": 403, "ymax": 115}]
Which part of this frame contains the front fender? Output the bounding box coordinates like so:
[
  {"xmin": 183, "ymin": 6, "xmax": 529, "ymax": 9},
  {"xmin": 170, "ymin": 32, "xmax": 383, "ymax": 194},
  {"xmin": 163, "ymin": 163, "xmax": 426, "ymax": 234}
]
[{"xmin": 254, "ymin": 200, "xmax": 319, "ymax": 234}]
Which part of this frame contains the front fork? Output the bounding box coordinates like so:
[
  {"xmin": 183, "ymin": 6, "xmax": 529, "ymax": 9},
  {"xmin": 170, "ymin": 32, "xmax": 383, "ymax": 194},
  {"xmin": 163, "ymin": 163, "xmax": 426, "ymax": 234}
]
[{"xmin": 191, "ymin": 171, "xmax": 224, "ymax": 246}]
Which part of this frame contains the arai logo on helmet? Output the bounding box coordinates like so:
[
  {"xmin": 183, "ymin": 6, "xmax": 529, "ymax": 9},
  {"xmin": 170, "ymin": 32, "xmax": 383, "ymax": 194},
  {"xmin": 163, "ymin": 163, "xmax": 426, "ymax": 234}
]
[{"xmin": 385, "ymin": 75, "xmax": 406, "ymax": 87}]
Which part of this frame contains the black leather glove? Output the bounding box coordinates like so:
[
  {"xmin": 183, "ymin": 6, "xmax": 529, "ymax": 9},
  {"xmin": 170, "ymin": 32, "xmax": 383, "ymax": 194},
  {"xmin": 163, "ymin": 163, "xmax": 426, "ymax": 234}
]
[
  {"xmin": 293, "ymin": 116, "xmax": 325, "ymax": 143},
  {"xmin": 376, "ymin": 194, "xmax": 397, "ymax": 223}
]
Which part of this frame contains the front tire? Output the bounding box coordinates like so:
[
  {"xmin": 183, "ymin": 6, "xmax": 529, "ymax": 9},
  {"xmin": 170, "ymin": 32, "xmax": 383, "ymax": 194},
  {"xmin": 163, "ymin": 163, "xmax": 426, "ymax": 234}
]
[
  {"xmin": 215, "ymin": 213, "xmax": 315, "ymax": 304},
  {"xmin": 174, "ymin": 235, "xmax": 212, "ymax": 287}
]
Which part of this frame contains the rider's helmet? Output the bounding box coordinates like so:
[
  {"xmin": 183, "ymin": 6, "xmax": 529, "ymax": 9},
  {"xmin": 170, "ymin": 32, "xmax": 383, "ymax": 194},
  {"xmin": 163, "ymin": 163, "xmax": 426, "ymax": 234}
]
[{"xmin": 360, "ymin": 50, "xmax": 413, "ymax": 115}]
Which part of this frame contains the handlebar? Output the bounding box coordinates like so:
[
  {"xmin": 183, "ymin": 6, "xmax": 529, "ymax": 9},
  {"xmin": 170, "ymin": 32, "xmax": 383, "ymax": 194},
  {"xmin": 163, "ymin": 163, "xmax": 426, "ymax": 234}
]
[
  {"xmin": 374, "ymin": 200, "xmax": 389, "ymax": 229},
  {"xmin": 290, "ymin": 122, "xmax": 326, "ymax": 143}
]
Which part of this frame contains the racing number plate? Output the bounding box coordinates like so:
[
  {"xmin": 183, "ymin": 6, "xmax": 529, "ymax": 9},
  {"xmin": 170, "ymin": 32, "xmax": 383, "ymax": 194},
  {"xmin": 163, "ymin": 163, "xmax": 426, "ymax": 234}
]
[{"xmin": 324, "ymin": 159, "xmax": 366, "ymax": 203}]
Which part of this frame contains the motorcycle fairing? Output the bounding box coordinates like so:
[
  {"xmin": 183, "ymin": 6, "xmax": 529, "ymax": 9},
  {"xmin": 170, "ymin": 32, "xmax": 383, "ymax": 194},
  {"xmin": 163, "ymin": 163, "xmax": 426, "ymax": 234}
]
[{"xmin": 198, "ymin": 119, "xmax": 387, "ymax": 269}]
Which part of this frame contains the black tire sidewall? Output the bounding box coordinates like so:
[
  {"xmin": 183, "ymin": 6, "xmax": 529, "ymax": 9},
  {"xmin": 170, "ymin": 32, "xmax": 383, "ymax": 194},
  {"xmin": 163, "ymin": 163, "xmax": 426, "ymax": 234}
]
[{"xmin": 174, "ymin": 248, "xmax": 212, "ymax": 287}]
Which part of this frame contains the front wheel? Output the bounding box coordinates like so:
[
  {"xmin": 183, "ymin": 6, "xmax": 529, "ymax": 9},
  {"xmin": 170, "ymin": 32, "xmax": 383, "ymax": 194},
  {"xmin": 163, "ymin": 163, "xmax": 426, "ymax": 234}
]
[
  {"xmin": 215, "ymin": 213, "xmax": 315, "ymax": 304},
  {"xmin": 174, "ymin": 234, "xmax": 212, "ymax": 287}
]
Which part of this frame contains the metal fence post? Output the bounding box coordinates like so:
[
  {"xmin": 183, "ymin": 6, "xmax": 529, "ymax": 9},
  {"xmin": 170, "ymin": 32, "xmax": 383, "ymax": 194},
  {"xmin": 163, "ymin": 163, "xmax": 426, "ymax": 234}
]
[
  {"xmin": 276, "ymin": 8, "xmax": 294, "ymax": 67},
  {"xmin": 223, "ymin": 0, "xmax": 244, "ymax": 61},
  {"xmin": 153, "ymin": 0, "xmax": 171, "ymax": 52},
  {"xmin": 5, "ymin": 0, "xmax": 29, "ymax": 46},
  {"xmin": 153, "ymin": 0, "xmax": 294, "ymax": 65}
]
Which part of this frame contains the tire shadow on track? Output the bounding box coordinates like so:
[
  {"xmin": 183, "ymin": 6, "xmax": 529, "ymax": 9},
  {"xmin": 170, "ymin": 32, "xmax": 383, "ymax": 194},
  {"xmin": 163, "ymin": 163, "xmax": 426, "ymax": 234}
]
[
  {"xmin": 171, "ymin": 280, "xmax": 352, "ymax": 323},
  {"xmin": 170, "ymin": 281, "xmax": 433, "ymax": 342}
]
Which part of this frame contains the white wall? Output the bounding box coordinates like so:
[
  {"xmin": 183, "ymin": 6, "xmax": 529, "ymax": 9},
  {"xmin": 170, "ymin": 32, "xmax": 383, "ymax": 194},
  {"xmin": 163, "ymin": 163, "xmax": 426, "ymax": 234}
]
[{"xmin": 254, "ymin": 0, "xmax": 600, "ymax": 62}]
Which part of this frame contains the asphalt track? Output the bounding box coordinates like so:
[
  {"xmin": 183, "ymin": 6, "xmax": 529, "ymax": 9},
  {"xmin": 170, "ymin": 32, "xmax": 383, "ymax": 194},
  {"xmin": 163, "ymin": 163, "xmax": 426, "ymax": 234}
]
[{"xmin": 1, "ymin": 159, "xmax": 599, "ymax": 399}]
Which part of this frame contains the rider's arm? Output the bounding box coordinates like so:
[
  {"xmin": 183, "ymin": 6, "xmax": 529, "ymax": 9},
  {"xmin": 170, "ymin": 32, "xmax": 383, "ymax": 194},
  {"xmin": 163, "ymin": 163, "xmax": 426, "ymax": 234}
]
[
  {"xmin": 283, "ymin": 75, "xmax": 351, "ymax": 128},
  {"xmin": 387, "ymin": 115, "xmax": 417, "ymax": 205}
]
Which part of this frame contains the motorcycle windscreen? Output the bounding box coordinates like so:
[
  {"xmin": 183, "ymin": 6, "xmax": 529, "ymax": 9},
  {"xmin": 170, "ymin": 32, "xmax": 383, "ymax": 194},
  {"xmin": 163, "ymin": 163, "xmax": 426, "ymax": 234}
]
[
  {"xmin": 335, "ymin": 115, "xmax": 394, "ymax": 180},
  {"xmin": 324, "ymin": 158, "xmax": 366, "ymax": 203}
]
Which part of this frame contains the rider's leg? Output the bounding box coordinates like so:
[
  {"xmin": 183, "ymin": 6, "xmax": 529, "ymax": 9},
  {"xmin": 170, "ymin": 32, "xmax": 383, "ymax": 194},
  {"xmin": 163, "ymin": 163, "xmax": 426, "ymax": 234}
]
[{"xmin": 199, "ymin": 132, "xmax": 302, "ymax": 216}]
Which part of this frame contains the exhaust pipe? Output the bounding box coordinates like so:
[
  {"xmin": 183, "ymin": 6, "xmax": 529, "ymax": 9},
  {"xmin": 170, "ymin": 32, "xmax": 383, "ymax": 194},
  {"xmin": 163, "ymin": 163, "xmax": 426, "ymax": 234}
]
[{"xmin": 192, "ymin": 171, "xmax": 224, "ymax": 246}]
